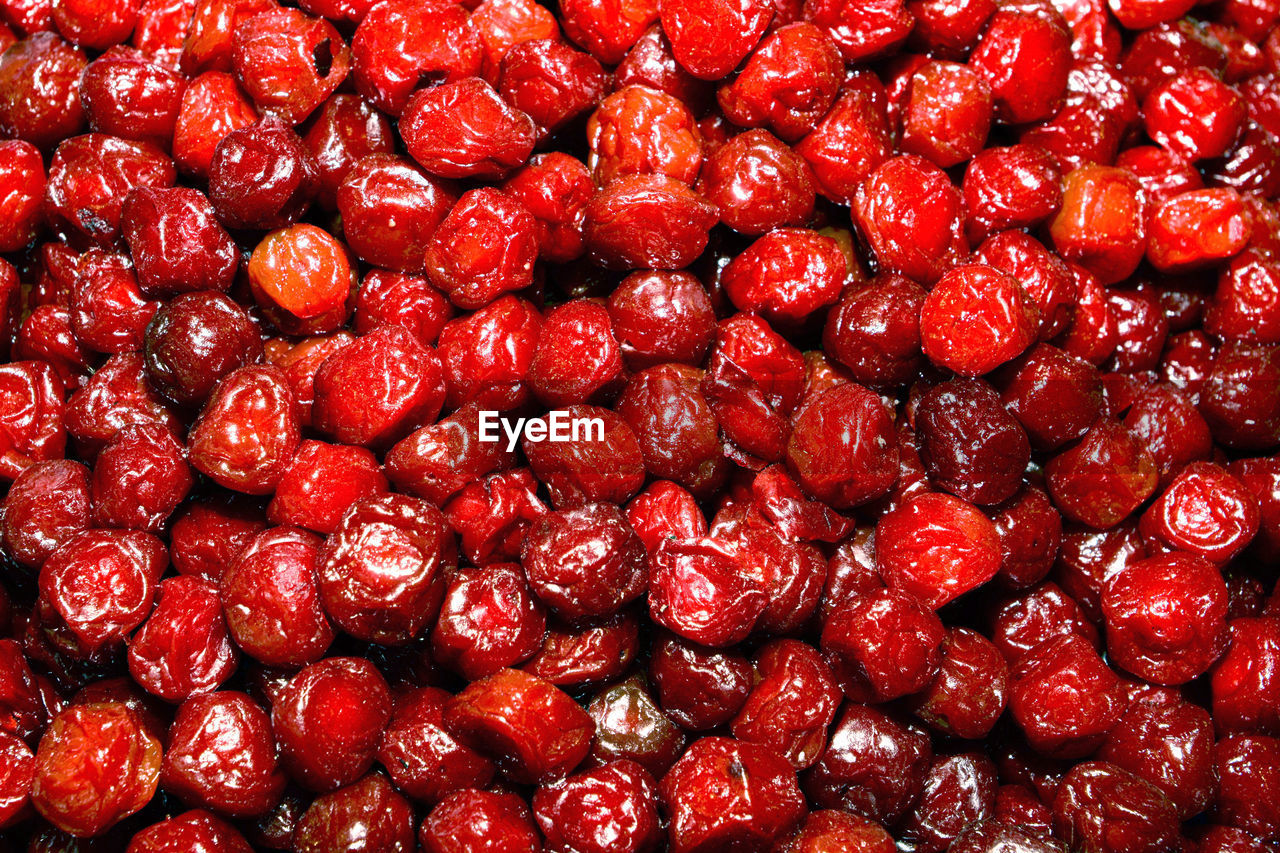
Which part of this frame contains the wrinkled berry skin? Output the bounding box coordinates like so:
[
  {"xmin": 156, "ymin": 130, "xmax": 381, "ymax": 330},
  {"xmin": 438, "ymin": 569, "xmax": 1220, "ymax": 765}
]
[
  {"xmin": 124, "ymin": 809, "xmax": 254, "ymax": 852},
  {"xmin": 293, "ymin": 773, "xmax": 414, "ymax": 853},
  {"xmin": 188, "ymin": 365, "xmax": 300, "ymax": 495},
  {"xmin": 1, "ymin": 459, "xmax": 92, "ymax": 570},
  {"xmin": 1098, "ymin": 699, "xmax": 1214, "ymax": 819},
  {"xmin": 1103, "ymin": 552, "xmax": 1229, "ymax": 684},
  {"xmin": 0, "ymin": 139, "xmax": 47, "ymax": 252},
  {"xmin": 522, "ymin": 502, "xmax": 647, "ymax": 622},
  {"xmin": 876, "ymin": 493, "xmax": 1002, "ymax": 609},
  {"xmin": 660, "ymin": 736, "xmax": 805, "ymax": 853},
  {"xmin": 732, "ymin": 640, "xmax": 841, "ymax": 769},
  {"xmin": 318, "ymin": 493, "xmax": 451, "ymax": 645},
  {"xmin": 824, "ymin": 275, "xmax": 925, "ymax": 388},
  {"xmin": 39, "ymin": 529, "xmax": 166, "ymax": 656},
  {"xmin": 401, "ymin": 77, "xmax": 536, "ymax": 180},
  {"xmin": 312, "ymin": 326, "xmax": 445, "ymax": 450},
  {"xmin": 220, "ymin": 527, "xmax": 334, "ymax": 668},
  {"xmin": 425, "ymin": 187, "xmax": 538, "ymax": 311},
  {"xmin": 854, "ymin": 154, "xmax": 966, "ymax": 285},
  {"xmin": 0, "ymin": 33, "xmax": 88, "ymax": 150},
  {"xmin": 339, "ymin": 155, "xmax": 456, "ymax": 276},
  {"xmin": 533, "ymin": 760, "xmax": 662, "ymax": 853},
  {"xmin": 804, "ymin": 704, "xmax": 933, "ymax": 826},
  {"xmin": 1052, "ymin": 762, "xmax": 1179, "ymax": 853},
  {"xmin": 584, "ymin": 173, "xmax": 719, "ymax": 270},
  {"xmin": 419, "ymin": 788, "xmax": 541, "ymax": 853},
  {"xmin": 44, "ymin": 133, "xmax": 176, "ymax": 248},
  {"xmin": 208, "ymin": 119, "xmax": 318, "ymax": 231},
  {"xmin": 377, "ymin": 687, "xmax": 495, "ymax": 805},
  {"xmin": 1046, "ymin": 419, "xmax": 1159, "ymax": 530},
  {"xmin": 127, "ymin": 575, "xmax": 237, "ymax": 702},
  {"xmin": 268, "ymin": 440, "xmax": 388, "ymax": 535},
  {"xmin": 31, "ymin": 702, "xmax": 161, "ymax": 838},
  {"xmin": 649, "ymin": 536, "xmax": 766, "ymax": 648},
  {"xmin": 921, "ymin": 263, "xmax": 1039, "ymax": 377},
  {"xmin": 785, "ymin": 382, "xmax": 898, "ymax": 509},
  {"xmin": 444, "ymin": 668, "xmax": 595, "ymax": 785},
  {"xmin": 1010, "ymin": 633, "xmax": 1126, "ymax": 758},
  {"xmin": 1050, "ymin": 164, "xmax": 1148, "ymax": 285},
  {"xmin": 272, "ymin": 657, "xmax": 392, "ymax": 792},
  {"xmin": 915, "ymin": 378, "xmax": 1031, "ymax": 506},
  {"xmin": 122, "ymin": 186, "xmax": 238, "ymax": 297},
  {"xmin": 822, "ymin": 587, "xmax": 946, "ymax": 701},
  {"xmin": 161, "ymin": 691, "xmax": 286, "ymax": 817}
]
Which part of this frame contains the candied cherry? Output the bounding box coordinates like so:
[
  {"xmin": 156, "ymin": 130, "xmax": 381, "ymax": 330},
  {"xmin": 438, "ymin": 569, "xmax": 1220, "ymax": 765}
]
[
  {"xmin": 785, "ymin": 382, "xmax": 898, "ymax": 509},
  {"xmin": 247, "ymin": 223, "xmax": 352, "ymax": 326},
  {"xmin": 31, "ymin": 702, "xmax": 160, "ymax": 837},
  {"xmin": 804, "ymin": 704, "xmax": 933, "ymax": 826},
  {"xmin": 1103, "ymin": 552, "xmax": 1229, "ymax": 684},
  {"xmin": 802, "ymin": 0, "xmax": 913, "ymax": 62},
  {"xmin": 822, "ymin": 586, "xmax": 945, "ymax": 701},
  {"xmin": 126, "ymin": 810, "xmax": 254, "ymax": 852},
  {"xmin": 533, "ymin": 760, "xmax": 662, "ymax": 853},
  {"xmin": 1, "ymin": 460, "xmax": 92, "ymax": 571},
  {"xmin": 1098, "ymin": 698, "xmax": 1215, "ymax": 819},
  {"xmin": 127, "ymin": 576, "xmax": 236, "ymax": 702},
  {"xmin": 920, "ymin": 263, "xmax": 1039, "ymax": 376},
  {"xmin": 208, "ymin": 119, "xmax": 318, "ymax": 231},
  {"xmin": 583, "ymin": 173, "xmax": 719, "ymax": 269},
  {"xmin": 171, "ymin": 71, "xmax": 259, "ymax": 179},
  {"xmin": 293, "ymin": 773, "xmax": 414, "ymax": 853},
  {"xmin": 351, "ymin": 0, "xmax": 483, "ymax": 116},
  {"xmin": 91, "ymin": 423, "xmax": 193, "ymax": 531},
  {"xmin": 659, "ymin": 0, "xmax": 771, "ymax": 79},
  {"xmin": 1052, "ymin": 762, "xmax": 1179, "ymax": 853},
  {"xmin": 720, "ymin": 228, "xmax": 844, "ymax": 324},
  {"xmin": 660, "ymin": 736, "xmax": 805, "ymax": 853},
  {"xmin": 312, "ymin": 324, "xmax": 445, "ymax": 449},
  {"xmin": 607, "ymin": 271, "xmax": 715, "ymax": 369},
  {"xmin": 161, "ymin": 691, "xmax": 285, "ymax": 817},
  {"xmin": 1146, "ymin": 67, "xmax": 1246, "ymax": 162},
  {"xmin": 318, "ymin": 493, "xmax": 451, "ymax": 645},
  {"xmin": 1045, "ymin": 419, "xmax": 1159, "ymax": 529},
  {"xmin": 796, "ymin": 72, "xmax": 893, "ymax": 204},
  {"xmin": 231, "ymin": 7, "xmax": 349, "ymax": 125},
  {"xmin": 144, "ymin": 292, "xmax": 262, "ymax": 409},
  {"xmin": 338, "ymin": 156, "xmax": 455, "ymax": 276},
  {"xmin": 420, "ymin": 789, "xmax": 541, "ymax": 853},
  {"xmin": 0, "ymin": 33, "xmax": 88, "ymax": 150},
  {"xmin": 301, "ymin": 94, "xmax": 395, "ymax": 209},
  {"xmin": 122, "ymin": 186, "xmax": 238, "ymax": 297},
  {"xmin": 1139, "ymin": 462, "xmax": 1260, "ymax": 562},
  {"xmin": 0, "ymin": 140, "xmax": 44, "ymax": 253},
  {"xmin": 1049, "ymin": 164, "xmax": 1147, "ymax": 284},
  {"xmin": 424, "ymin": 187, "xmax": 539, "ymax": 311},
  {"xmin": 220, "ymin": 527, "xmax": 334, "ymax": 667},
  {"xmin": 39, "ymin": 529, "xmax": 165, "ymax": 656},
  {"xmin": 909, "ymin": 627, "xmax": 1009, "ymax": 739},
  {"xmin": 854, "ymin": 154, "xmax": 965, "ymax": 285},
  {"xmin": 718, "ymin": 23, "xmax": 842, "ymax": 142},
  {"xmin": 1010, "ymin": 633, "xmax": 1127, "ymax": 758},
  {"xmin": 188, "ymin": 365, "xmax": 299, "ymax": 495},
  {"xmin": 272, "ymin": 657, "xmax": 391, "ymax": 792},
  {"xmin": 401, "ymin": 77, "xmax": 536, "ymax": 180},
  {"xmin": 444, "ymin": 668, "xmax": 594, "ymax": 784},
  {"xmin": 731, "ymin": 639, "xmax": 841, "ymax": 769},
  {"xmin": 376, "ymin": 686, "xmax": 495, "ymax": 807}
]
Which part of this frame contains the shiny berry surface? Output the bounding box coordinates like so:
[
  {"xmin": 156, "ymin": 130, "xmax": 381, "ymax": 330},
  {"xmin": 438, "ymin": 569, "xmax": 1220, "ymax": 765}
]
[{"xmin": 0, "ymin": 0, "xmax": 1278, "ymax": 847}]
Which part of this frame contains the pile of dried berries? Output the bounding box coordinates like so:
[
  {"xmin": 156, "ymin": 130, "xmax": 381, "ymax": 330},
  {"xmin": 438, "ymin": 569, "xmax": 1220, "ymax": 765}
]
[{"xmin": 1, "ymin": 0, "xmax": 1280, "ymax": 846}]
